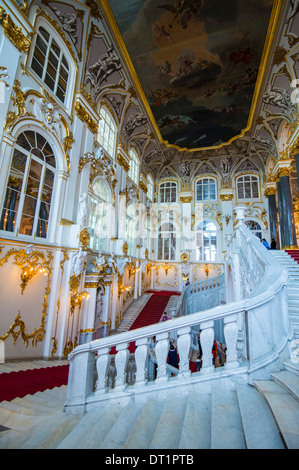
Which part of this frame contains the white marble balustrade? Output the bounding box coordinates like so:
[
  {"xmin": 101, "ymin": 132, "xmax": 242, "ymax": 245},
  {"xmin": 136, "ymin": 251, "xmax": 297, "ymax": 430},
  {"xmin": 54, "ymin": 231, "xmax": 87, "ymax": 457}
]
[{"xmin": 65, "ymin": 218, "xmax": 291, "ymax": 415}]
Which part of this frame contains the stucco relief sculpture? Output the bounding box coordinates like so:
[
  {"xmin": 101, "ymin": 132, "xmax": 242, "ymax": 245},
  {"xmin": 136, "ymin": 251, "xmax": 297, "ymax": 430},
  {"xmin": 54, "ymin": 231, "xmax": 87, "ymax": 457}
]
[{"xmin": 85, "ymin": 46, "xmax": 122, "ymax": 94}]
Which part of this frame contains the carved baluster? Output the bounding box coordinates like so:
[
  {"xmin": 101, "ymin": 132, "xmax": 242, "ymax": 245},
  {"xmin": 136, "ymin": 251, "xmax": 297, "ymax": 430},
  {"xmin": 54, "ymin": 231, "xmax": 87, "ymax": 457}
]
[
  {"xmin": 135, "ymin": 337, "xmax": 149, "ymax": 387},
  {"xmin": 95, "ymin": 347, "xmax": 111, "ymax": 393},
  {"xmin": 177, "ymin": 326, "xmax": 191, "ymax": 378},
  {"xmin": 114, "ymin": 342, "xmax": 129, "ymax": 390},
  {"xmin": 200, "ymin": 321, "xmax": 214, "ymax": 373},
  {"xmin": 155, "ymin": 332, "xmax": 169, "ymax": 383},
  {"xmin": 224, "ymin": 314, "xmax": 239, "ymax": 369}
]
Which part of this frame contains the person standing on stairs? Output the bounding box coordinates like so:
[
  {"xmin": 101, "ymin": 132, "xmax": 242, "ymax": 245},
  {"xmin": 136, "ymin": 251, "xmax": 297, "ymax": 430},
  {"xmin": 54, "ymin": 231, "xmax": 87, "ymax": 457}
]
[
  {"xmin": 212, "ymin": 339, "xmax": 218, "ymax": 366},
  {"xmin": 167, "ymin": 343, "xmax": 179, "ymax": 373},
  {"xmin": 262, "ymin": 238, "xmax": 270, "ymax": 250},
  {"xmin": 271, "ymin": 238, "xmax": 277, "ymax": 250}
]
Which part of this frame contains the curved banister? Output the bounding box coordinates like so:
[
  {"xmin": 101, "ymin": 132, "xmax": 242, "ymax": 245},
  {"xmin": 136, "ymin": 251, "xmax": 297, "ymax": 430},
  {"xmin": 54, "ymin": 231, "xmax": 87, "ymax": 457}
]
[{"xmin": 65, "ymin": 218, "xmax": 293, "ymax": 414}]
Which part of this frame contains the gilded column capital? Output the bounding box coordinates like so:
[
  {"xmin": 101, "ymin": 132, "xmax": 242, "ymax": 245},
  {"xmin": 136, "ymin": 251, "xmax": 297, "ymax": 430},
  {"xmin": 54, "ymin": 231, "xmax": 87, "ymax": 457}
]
[{"xmin": 264, "ymin": 186, "xmax": 277, "ymax": 197}]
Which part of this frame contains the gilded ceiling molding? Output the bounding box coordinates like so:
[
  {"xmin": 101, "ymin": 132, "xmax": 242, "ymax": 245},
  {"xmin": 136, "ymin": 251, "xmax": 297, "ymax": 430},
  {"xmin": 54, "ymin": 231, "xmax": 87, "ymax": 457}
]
[
  {"xmin": 75, "ymin": 101, "xmax": 98, "ymax": 133},
  {"xmin": 220, "ymin": 194, "xmax": 234, "ymax": 201},
  {"xmin": 0, "ymin": 6, "xmax": 31, "ymax": 52},
  {"xmin": 180, "ymin": 196, "xmax": 192, "ymax": 203},
  {"xmin": 139, "ymin": 180, "xmax": 148, "ymax": 193},
  {"xmin": 117, "ymin": 153, "xmax": 130, "ymax": 172},
  {"xmin": 0, "ymin": 66, "xmax": 9, "ymax": 88}
]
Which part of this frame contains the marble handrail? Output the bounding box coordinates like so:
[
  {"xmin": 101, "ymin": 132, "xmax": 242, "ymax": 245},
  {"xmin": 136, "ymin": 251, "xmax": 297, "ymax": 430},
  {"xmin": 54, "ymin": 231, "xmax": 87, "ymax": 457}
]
[{"xmin": 65, "ymin": 219, "xmax": 291, "ymax": 414}]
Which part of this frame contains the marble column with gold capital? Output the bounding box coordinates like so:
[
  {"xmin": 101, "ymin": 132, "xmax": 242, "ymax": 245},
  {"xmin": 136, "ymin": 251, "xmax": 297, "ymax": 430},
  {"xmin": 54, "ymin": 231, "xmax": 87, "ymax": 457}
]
[
  {"xmin": 275, "ymin": 165, "xmax": 297, "ymax": 249},
  {"xmin": 264, "ymin": 185, "xmax": 279, "ymax": 249}
]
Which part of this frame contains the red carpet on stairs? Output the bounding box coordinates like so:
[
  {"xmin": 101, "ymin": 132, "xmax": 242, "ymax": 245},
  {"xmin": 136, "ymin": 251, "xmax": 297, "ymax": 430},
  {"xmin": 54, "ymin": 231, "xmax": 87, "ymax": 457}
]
[
  {"xmin": 0, "ymin": 365, "xmax": 69, "ymax": 402},
  {"xmin": 285, "ymin": 249, "xmax": 299, "ymax": 264},
  {"xmin": 110, "ymin": 290, "xmax": 180, "ymax": 354}
]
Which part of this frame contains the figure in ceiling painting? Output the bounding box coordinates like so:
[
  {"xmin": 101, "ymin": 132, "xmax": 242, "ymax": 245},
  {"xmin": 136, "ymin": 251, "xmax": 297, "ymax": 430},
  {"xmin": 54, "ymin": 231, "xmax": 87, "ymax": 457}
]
[{"xmin": 108, "ymin": 0, "xmax": 275, "ymax": 149}]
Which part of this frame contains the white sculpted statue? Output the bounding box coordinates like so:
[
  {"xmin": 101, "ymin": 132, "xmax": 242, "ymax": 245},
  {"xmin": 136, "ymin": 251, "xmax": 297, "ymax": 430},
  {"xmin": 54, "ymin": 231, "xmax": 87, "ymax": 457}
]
[{"xmin": 77, "ymin": 193, "xmax": 88, "ymax": 228}]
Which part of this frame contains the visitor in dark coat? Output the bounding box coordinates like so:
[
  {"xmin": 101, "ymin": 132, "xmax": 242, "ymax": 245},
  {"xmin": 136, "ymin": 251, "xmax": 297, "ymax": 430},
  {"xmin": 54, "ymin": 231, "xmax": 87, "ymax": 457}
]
[{"xmin": 167, "ymin": 344, "xmax": 179, "ymax": 368}]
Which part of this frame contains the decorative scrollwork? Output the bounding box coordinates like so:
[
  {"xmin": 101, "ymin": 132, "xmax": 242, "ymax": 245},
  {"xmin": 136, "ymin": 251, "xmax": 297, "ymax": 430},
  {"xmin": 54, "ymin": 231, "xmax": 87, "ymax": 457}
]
[{"xmin": 0, "ymin": 247, "xmax": 53, "ymax": 347}]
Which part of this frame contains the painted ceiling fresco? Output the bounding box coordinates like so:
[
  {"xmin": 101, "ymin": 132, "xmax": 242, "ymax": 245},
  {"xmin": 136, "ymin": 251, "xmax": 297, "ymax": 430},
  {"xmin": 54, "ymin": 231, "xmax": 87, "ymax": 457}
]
[{"xmin": 107, "ymin": 0, "xmax": 275, "ymax": 150}]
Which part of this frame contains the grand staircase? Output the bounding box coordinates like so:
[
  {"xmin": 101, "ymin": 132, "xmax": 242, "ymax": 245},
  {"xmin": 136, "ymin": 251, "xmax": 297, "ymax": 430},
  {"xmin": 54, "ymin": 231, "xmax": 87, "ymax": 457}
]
[
  {"xmin": 0, "ymin": 360, "xmax": 298, "ymax": 449},
  {"xmin": 270, "ymin": 250, "xmax": 299, "ymax": 338}
]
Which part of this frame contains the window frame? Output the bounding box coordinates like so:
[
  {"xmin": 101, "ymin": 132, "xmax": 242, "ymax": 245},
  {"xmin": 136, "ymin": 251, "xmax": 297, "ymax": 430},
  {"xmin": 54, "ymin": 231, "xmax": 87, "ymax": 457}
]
[
  {"xmin": 159, "ymin": 181, "xmax": 177, "ymax": 203},
  {"xmin": 147, "ymin": 174, "xmax": 154, "ymax": 202},
  {"xmin": 28, "ymin": 19, "xmax": 75, "ymax": 110},
  {"xmin": 244, "ymin": 219, "xmax": 263, "ymax": 240},
  {"xmin": 128, "ymin": 148, "xmax": 139, "ymax": 186},
  {"xmin": 0, "ymin": 130, "xmax": 57, "ymax": 241},
  {"xmin": 236, "ymin": 174, "xmax": 260, "ymax": 201},
  {"xmin": 157, "ymin": 220, "xmax": 177, "ymax": 261},
  {"xmin": 195, "ymin": 220, "xmax": 218, "ymax": 262},
  {"xmin": 195, "ymin": 177, "xmax": 217, "ymax": 202},
  {"xmin": 89, "ymin": 178, "xmax": 111, "ymax": 252},
  {"xmin": 97, "ymin": 106, "xmax": 117, "ymax": 160}
]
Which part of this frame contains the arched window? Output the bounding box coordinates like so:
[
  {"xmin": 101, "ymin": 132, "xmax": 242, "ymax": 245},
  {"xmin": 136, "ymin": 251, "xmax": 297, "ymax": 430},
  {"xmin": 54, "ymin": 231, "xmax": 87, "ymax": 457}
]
[
  {"xmin": 147, "ymin": 174, "xmax": 154, "ymax": 202},
  {"xmin": 0, "ymin": 130, "xmax": 56, "ymax": 239},
  {"xmin": 196, "ymin": 220, "xmax": 217, "ymax": 261},
  {"xmin": 97, "ymin": 107, "xmax": 117, "ymax": 159},
  {"xmin": 158, "ymin": 220, "xmax": 176, "ymax": 261},
  {"xmin": 236, "ymin": 175, "xmax": 259, "ymax": 200},
  {"xmin": 244, "ymin": 220, "xmax": 262, "ymax": 240},
  {"xmin": 128, "ymin": 149, "xmax": 139, "ymax": 185},
  {"xmin": 196, "ymin": 178, "xmax": 216, "ymax": 201},
  {"xmin": 89, "ymin": 179, "xmax": 111, "ymax": 251},
  {"xmin": 31, "ymin": 26, "xmax": 70, "ymax": 104},
  {"xmin": 126, "ymin": 202, "xmax": 136, "ymax": 256},
  {"xmin": 159, "ymin": 181, "xmax": 177, "ymax": 203}
]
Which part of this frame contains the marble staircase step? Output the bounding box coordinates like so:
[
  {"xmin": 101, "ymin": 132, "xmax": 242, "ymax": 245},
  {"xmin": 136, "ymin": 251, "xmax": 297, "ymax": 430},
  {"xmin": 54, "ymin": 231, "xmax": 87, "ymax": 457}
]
[
  {"xmin": 99, "ymin": 400, "xmax": 145, "ymax": 449},
  {"xmin": 123, "ymin": 399, "xmax": 165, "ymax": 449},
  {"xmin": 211, "ymin": 387, "xmax": 246, "ymax": 449},
  {"xmin": 254, "ymin": 379, "xmax": 299, "ymax": 449},
  {"xmin": 149, "ymin": 396, "xmax": 188, "ymax": 449},
  {"xmin": 179, "ymin": 392, "xmax": 211, "ymax": 449},
  {"xmin": 283, "ymin": 360, "xmax": 299, "ymax": 377},
  {"xmin": 57, "ymin": 404, "xmax": 122, "ymax": 449},
  {"xmin": 236, "ymin": 383, "xmax": 284, "ymax": 449},
  {"xmin": 271, "ymin": 370, "xmax": 299, "ymax": 402},
  {"xmin": 19, "ymin": 413, "xmax": 79, "ymax": 449}
]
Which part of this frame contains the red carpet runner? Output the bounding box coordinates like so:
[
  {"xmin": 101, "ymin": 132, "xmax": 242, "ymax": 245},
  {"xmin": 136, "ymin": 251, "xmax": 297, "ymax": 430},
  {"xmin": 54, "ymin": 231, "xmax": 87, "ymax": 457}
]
[
  {"xmin": 0, "ymin": 291, "xmax": 192, "ymax": 402},
  {"xmin": 0, "ymin": 365, "xmax": 69, "ymax": 402},
  {"xmin": 285, "ymin": 249, "xmax": 299, "ymax": 264},
  {"xmin": 111, "ymin": 290, "xmax": 180, "ymax": 354}
]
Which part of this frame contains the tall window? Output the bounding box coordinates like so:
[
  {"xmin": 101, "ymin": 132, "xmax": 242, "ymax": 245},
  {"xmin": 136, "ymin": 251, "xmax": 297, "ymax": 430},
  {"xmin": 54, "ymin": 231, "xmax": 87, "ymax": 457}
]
[
  {"xmin": 245, "ymin": 220, "xmax": 262, "ymax": 240},
  {"xmin": 89, "ymin": 179, "xmax": 110, "ymax": 251},
  {"xmin": 196, "ymin": 178, "xmax": 216, "ymax": 201},
  {"xmin": 97, "ymin": 107, "xmax": 117, "ymax": 159},
  {"xmin": 237, "ymin": 175, "xmax": 259, "ymax": 200},
  {"xmin": 196, "ymin": 221, "xmax": 217, "ymax": 261},
  {"xmin": 158, "ymin": 217, "xmax": 176, "ymax": 261},
  {"xmin": 31, "ymin": 26, "xmax": 69, "ymax": 103},
  {"xmin": 159, "ymin": 181, "xmax": 177, "ymax": 203},
  {"xmin": 128, "ymin": 149, "xmax": 139, "ymax": 185},
  {"xmin": 126, "ymin": 203, "xmax": 136, "ymax": 256},
  {"xmin": 147, "ymin": 174, "xmax": 154, "ymax": 201},
  {"xmin": 0, "ymin": 131, "xmax": 56, "ymax": 239}
]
